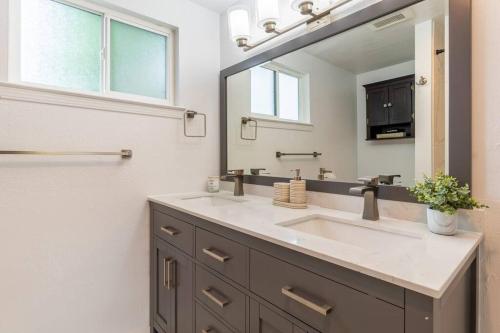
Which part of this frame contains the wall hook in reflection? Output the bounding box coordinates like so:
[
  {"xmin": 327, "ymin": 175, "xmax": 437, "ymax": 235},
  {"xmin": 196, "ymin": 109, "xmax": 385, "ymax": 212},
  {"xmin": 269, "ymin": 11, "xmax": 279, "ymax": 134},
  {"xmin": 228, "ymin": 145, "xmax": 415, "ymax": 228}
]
[
  {"xmin": 241, "ymin": 117, "xmax": 258, "ymax": 140},
  {"xmin": 416, "ymin": 76, "xmax": 428, "ymax": 86}
]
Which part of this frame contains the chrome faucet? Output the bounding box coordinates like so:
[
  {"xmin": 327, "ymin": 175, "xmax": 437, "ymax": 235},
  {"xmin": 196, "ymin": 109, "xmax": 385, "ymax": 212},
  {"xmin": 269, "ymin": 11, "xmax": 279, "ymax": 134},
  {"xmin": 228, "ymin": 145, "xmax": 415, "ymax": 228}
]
[
  {"xmin": 221, "ymin": 169, "xmax": 245, "ymax": 196},
  {"xmin": 318, "ymin": 168, "xmax": 333, "ymax": 180},
  {"xmin": 349, "ymin": 177, "xmax": 379, "ymax": 221}
]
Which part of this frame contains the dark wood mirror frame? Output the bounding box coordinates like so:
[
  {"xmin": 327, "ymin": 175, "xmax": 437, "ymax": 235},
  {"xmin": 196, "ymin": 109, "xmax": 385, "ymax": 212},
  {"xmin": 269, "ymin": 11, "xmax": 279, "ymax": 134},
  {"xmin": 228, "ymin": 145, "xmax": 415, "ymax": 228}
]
[{"xmin": 220, "ymin": 0, "xmax": 471, "ymax": 203}]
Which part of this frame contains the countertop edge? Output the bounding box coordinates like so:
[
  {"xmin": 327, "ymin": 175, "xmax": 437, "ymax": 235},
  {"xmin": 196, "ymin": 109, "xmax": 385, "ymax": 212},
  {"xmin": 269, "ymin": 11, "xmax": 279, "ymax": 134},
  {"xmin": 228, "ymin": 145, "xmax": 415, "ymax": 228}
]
[{"xmin": 148, "ymin": 196, "xmax": 482, "ymax": 299}]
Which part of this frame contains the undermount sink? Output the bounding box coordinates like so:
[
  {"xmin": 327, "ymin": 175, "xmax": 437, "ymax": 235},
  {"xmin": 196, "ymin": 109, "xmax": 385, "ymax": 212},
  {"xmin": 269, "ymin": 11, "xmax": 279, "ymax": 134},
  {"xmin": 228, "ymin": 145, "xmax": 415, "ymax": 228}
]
[
  {"xmin": 180, "ymin": 194, "xmax": 246, "ymax": 206},
  {"xmin": 278, "ymin": 215, "xmax": 422, "ymax": 252}
]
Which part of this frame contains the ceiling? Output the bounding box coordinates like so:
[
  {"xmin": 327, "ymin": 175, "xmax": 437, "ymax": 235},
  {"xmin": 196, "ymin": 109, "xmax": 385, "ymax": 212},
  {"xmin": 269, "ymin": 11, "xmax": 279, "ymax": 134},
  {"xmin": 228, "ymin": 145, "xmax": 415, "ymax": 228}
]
[
  {"xmin": 302, "ymin": 0, "xmax": 445, "ymax": 74},
  {"xmin": 304, "ymin": 15, "xmax": 416, "ymax": 74},
  {"xmin": 190, "ymin": 0, "xmax": 239, "ymax": 13}
]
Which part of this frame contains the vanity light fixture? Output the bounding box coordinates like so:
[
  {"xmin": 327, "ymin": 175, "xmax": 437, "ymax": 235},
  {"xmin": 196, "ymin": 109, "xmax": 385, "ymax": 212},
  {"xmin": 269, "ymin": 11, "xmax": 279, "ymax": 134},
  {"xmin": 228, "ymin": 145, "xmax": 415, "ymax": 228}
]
[
  {"xmin": 228, "ymin": 0, "xmax": 360, "ymax": 51},
  {"xmin": 228, "ymin": 6, "xmax": 251, "ymax": 48},
  {"xmin": 256, "ymin": 0, "xmax": 281, "ymax": 33}
]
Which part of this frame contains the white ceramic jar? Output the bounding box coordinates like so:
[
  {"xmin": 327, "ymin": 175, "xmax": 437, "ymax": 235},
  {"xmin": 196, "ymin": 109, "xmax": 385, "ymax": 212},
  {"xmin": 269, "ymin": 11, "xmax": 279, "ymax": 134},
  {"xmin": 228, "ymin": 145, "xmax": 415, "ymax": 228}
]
[{"xmin": 207, "ymin": 176, "xmax": 220, "ymax": 193}]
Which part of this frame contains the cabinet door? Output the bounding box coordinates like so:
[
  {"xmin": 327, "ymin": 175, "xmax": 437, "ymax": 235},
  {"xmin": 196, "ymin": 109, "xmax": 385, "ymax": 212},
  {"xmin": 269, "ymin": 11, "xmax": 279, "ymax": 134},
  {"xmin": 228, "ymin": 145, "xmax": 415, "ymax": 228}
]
[
  {"xmin": 366, "ymin": 86, "xmax": 389, "ymax": 126},
  {"xmin": 388, "ymin": 80, "xmax": 413, "ymax": 124},
  {"xmin": 154, "ymin": 238, "xmax": 193, "ymax": 333},
  {"xmin": 250, "ymin": 300, "xmax": 312, "ymax": 333}
]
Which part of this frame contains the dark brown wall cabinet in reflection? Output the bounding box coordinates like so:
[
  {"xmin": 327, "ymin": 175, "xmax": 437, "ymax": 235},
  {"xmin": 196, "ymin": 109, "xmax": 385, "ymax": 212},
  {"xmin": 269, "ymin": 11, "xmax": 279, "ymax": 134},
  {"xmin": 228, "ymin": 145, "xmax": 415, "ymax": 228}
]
[{"xmin": 364, "ymin": 75, "xmax": 415, "ymax": 141}]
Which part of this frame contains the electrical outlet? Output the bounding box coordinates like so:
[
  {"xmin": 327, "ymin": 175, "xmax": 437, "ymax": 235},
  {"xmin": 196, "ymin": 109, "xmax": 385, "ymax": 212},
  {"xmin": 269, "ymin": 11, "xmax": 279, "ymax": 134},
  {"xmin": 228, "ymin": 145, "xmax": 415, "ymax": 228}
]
[{"xmin": 307, "ymin": 15, "xmax": 331, "ymax": 32}]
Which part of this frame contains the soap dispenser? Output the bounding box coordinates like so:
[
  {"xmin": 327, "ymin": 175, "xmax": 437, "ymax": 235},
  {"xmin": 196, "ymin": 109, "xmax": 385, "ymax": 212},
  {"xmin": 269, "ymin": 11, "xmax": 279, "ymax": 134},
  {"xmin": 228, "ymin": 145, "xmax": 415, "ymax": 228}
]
[{"xmin": 289, "ymin": 169, "xmax": 307, "ymax": 205}]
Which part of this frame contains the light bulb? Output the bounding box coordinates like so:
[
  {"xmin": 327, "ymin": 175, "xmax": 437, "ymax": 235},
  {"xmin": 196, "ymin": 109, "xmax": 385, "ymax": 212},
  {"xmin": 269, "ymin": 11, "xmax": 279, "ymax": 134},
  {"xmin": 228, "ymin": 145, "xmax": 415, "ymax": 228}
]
[
  {"xmin": 290, "ymin": 0, "xmax": 316, "ymax": 15},
  {"xmin": 228, "ymin": 7, "xmax": 250, "ymax": 47},
  {"xmin": 256, "ymin": 0, "xmax": 280, "ymax": 33}
]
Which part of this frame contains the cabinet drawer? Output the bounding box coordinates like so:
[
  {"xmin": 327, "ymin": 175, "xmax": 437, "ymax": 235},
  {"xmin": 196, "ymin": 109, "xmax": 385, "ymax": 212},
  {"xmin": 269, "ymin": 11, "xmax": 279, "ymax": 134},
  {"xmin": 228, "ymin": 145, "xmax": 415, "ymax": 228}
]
[
  {"xmin": 250, "ymin": 250, "xmax": 404, "ymax": 333},
  {"xmin": 196, "ymin": 302, "xmax": 234, "ymax": 333},
  {"xmin": 195, "ymin": 265, "xmax": 246, "ymax": 332},
  {"xmin": 154, "ymin": 210, "xmax": 194, "ymax": 256},
  {"xmin": 196, "ymin": 228, "xmax": 249, "ymax": 287}
]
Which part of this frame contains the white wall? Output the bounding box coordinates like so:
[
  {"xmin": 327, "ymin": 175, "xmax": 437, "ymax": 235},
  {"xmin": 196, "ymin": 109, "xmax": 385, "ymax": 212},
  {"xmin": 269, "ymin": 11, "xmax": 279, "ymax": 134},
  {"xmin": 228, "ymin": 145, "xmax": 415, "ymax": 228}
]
[
  {"xmin": 227, "ymin": 50, "xmax": 357, "ymax": 180},
  {"xmin": 356, "ymin": 61, "xmax": 415, "ymax": 186},
  {"xmin": 0, "ymin": 1, "xmax": 220, "ymax": 333},
  {"xmin": 471, "ymin": 0, "xmax": 500, "ymax": 331}
]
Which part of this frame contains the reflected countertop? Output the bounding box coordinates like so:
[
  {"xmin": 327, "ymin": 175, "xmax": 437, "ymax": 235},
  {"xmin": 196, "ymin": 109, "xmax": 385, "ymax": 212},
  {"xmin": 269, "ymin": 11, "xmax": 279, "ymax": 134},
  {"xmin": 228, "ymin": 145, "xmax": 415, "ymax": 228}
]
[{"xmin": 148, "ymin": 191, "xmax": 482, "ymax": 299}]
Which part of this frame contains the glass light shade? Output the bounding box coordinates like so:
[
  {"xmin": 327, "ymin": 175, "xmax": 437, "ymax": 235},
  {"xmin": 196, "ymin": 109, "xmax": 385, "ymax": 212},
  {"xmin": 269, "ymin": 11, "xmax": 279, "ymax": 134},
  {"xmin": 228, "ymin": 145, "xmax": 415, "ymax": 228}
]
[
  {"xmin": 256, "ymin": 0, "xmax": 280, "ymax": 28},
  {"xmin": 228, "ymin": 7, "xmax": 250, "ymax": 41}
]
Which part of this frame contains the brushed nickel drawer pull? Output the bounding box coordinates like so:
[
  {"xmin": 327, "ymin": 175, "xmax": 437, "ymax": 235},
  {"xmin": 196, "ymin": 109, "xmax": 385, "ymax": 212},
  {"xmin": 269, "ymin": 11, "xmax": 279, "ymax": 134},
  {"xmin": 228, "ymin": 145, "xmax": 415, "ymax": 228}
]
[
  {"xmin": 161, "ymin": 226, "xmax": 179, "ymax": 236},
  {"xmin": 202, "ymin": 248, "xmax": 230, "ymax": 263},
  {"xmin": 281, "ymin": 286, "xmax": 333, "ymax": 316},
  {"xmin": 201, "ymin": 329, "xmax": 212, "ymax": 333},
  {"xmin": 163, "ymin": 258, "xmax": 175, "ymax": 290},
  {"xmin": 202, "ymin": 288, "xmax": 230, "ymax": 308}
]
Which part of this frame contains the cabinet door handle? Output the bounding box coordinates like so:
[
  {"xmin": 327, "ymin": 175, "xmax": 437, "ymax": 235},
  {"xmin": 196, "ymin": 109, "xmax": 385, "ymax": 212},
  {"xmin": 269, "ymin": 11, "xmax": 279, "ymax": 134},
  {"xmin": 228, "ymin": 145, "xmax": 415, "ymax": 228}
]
[
  {"xmin": 202, "ymin": 288, "xmax": 230, "ymax": 308},
  {"xmin": 387, "ymin": 102, "xmax": 393, "ymax": 107},
  {"xmin": 281, "ymin": 286, "xmax": 333, "ymax": 316},
  {"xmin": 202, "ymin": 248, "xmax": 231, "ymax": 263},
  {"xmin": 383, "ymin": 103, "xmax": 388, "ymax": 108},
  {"xmin": 201, "ymin": 329, "xmax": 213, "ymax": 333},
  {"xmin": 163, "ymin": 258, "xmax": 175, "ymax": 290},
  {"xmin": 161, "ymin": 226, "xmax": 179, "ymax": 236}
]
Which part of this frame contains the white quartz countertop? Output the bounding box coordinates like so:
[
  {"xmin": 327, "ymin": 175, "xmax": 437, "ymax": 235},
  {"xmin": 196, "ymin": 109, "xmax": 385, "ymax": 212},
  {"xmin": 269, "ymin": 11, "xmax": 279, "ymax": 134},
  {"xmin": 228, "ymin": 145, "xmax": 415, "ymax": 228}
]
[{"xmin": 148, "ymin": 192, "xmax": 482, "ymax": 298}]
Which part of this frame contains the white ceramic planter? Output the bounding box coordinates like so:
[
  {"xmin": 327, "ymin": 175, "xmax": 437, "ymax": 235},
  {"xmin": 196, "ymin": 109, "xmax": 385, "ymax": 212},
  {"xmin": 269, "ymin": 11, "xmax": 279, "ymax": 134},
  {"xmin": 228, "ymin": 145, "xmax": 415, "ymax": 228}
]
[{"xmin": 426, "ymin": 208, "xmax": 458, "ymax": 236}]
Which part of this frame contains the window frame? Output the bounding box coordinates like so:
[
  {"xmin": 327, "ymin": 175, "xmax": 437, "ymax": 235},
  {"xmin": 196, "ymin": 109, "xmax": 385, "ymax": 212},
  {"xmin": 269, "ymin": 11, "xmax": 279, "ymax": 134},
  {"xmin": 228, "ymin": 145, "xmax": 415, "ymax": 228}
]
[
  {"xmin": 8, "ymin": 0, "xmax": 175, "ymax": 106},
  {"xmin": 250, "ymin": 62, "xmax": 309, "ymax": 123}
]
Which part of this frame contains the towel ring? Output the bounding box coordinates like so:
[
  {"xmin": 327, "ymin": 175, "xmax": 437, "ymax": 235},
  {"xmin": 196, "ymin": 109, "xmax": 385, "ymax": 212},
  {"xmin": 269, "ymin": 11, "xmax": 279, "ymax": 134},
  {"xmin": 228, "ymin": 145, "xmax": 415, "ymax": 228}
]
[
  {"xmin": 184, "ymin": 110, "xmax": 207, "ymax": 138},
  {"xmin": 241, "ymin": 117, "xmax": 257, "ymax": 140}
]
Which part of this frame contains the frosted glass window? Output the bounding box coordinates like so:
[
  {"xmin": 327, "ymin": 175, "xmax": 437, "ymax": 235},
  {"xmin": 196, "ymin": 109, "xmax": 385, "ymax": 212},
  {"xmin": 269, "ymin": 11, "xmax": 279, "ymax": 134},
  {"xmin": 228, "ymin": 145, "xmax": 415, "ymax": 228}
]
[
  {"xmin": 278, "ymin": 73, "xmax": 299, "ymax": 121},
  {"xmin": 251, "ymin": 66, "xmax": 276, "ymax": 116},
  {"xmin": 110, "ymin": 20, "xmax": 168, "ymax": 99},
  {"xmin": 20, "ymin": 0, "xmax": 102, "ymax": 92}
]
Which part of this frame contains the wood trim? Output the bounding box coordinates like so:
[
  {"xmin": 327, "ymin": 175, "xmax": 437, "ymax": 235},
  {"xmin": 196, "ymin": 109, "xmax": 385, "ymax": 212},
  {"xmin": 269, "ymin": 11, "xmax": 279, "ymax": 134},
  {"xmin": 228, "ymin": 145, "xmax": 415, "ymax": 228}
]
[{"xmin": 220, "ymin": 0, "xmax": 472, "ymax": 202}]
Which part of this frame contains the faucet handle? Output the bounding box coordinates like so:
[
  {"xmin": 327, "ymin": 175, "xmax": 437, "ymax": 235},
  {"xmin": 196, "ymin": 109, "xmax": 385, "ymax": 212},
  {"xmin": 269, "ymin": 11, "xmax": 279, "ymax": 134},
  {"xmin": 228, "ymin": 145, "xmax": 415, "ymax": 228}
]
[
  {"xmin": 250, "ymin": 168, "xmax": 268, "ymax": 176},
  {"xmin": 358, "ymin": 176, "xmax": 379, "ymax": 186},
  {"xmin": 228, "ymin": 169, "xmax": 245, "ymax": 176},
  {"xmin": 379, "ymin": 174, "xmax": 401, "ymax": 185}
]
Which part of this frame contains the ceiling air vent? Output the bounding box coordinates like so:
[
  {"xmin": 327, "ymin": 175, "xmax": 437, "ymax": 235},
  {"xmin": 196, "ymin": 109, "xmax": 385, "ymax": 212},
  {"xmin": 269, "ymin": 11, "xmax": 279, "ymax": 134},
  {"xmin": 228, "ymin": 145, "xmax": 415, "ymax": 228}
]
[{"xmin": 369, "ymin": 10, "xmax": 413, "ymax": 31}]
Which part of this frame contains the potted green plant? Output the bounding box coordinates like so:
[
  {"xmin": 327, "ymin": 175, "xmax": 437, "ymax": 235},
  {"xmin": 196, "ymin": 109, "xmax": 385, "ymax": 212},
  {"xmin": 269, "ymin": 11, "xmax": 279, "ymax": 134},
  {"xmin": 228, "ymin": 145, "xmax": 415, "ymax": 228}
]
[{"xmin": 409, "ymin": 173, "xmax": 488, "ymax": 235}]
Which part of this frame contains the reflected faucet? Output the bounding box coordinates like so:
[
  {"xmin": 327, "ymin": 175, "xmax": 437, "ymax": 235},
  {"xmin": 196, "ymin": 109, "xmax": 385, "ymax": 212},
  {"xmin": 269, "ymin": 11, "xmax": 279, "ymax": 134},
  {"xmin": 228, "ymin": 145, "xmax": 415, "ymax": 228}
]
[
  {"xmin": 221, "ymin": 169, "xmax": 245, "ymax": 196},
  {"xmin": 318, "ymin": 168, "xmax": 333, "ymax": 180},
  {"xmin": 349, "ymin": 177, "xmax": 379, "ymax": 221}
]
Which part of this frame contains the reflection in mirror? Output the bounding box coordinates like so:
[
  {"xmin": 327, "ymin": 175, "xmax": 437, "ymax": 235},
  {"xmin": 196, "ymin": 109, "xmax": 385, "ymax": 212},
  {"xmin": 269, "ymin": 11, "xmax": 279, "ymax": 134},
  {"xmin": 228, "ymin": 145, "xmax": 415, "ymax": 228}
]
[{"xmin": 227, "ymin": 0, "xmax": 447, "ymax": 187}]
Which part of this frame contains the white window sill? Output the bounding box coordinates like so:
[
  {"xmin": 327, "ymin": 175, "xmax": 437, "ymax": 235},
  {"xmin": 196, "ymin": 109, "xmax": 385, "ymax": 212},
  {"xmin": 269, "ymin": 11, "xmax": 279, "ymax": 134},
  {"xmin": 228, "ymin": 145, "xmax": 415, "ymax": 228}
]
[
  {"xmin": 249, "ymin": 115, "xmax": 314, "ymax": 132},
  {"xmin": 0, "ymin": 81, "xmax": 186, "ymax": 119}
]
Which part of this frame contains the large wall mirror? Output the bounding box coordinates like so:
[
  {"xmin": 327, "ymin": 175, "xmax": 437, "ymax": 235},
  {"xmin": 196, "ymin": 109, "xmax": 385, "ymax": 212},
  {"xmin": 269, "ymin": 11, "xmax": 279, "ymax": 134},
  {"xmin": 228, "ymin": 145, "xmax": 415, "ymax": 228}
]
[{"xmin": 221, "ymin": 0, "xmax": 471, "ymax": 202}]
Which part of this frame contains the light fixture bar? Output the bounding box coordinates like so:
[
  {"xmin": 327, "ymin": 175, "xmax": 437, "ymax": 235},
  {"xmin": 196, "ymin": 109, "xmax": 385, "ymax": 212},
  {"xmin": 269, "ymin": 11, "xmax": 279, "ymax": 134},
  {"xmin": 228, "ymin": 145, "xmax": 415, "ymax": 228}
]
[{"xmin": 243, "ymin": 0, "xmax": 353, "ymax": 52}]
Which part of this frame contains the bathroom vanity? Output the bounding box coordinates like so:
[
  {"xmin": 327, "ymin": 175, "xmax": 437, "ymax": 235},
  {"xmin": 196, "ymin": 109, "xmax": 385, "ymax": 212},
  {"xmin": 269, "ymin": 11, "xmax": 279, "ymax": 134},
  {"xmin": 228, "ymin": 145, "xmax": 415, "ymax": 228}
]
[{"xmin": 148, "ymin": 193, "xmax": 481, "ymax": 333}]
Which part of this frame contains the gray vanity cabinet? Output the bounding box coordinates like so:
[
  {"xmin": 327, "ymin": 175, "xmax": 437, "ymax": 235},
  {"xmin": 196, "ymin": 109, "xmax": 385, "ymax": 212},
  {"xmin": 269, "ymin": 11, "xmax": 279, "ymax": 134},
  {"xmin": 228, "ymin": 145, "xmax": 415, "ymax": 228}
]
[{"xmin": 150, "ymin": 203, "xmax": 477, "ymax": 333}]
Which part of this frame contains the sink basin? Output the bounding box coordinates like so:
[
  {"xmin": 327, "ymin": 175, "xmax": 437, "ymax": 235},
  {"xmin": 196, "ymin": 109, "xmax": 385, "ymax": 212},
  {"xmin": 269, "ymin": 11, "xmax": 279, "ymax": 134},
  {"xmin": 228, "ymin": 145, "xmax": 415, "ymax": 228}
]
[
  {"xmin": 180, "ymin": 195, "xmax": 246, "ymax": 206},
  {"xmin": 278, "ymin": 215, "xmax": 422, "ymax": 252}
]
